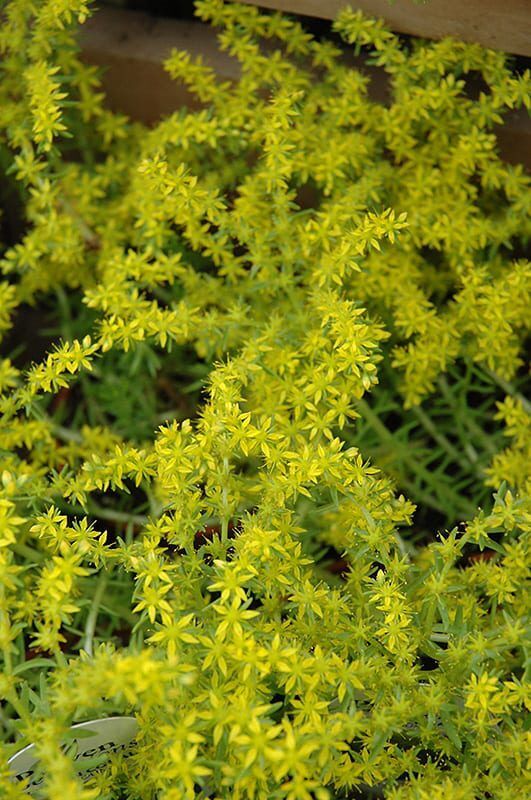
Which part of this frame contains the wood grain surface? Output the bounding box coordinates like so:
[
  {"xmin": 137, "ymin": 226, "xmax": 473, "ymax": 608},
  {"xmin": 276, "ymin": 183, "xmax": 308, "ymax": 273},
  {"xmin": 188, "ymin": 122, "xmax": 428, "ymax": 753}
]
[
  {"xmin": 79, "ymin": 8, "xmax": 531, "ymax": 168},
  {"xmin": 240, "ymin": 0, "xmax": 531, "ymax": 56}
]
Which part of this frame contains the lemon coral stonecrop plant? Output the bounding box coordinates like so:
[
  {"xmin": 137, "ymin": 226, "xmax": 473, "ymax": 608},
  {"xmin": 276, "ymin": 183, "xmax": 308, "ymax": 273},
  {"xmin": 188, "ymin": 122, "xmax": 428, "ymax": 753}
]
[{"xmin": 0, "ymin": 0, "xmax": 530, "ymax": 798}]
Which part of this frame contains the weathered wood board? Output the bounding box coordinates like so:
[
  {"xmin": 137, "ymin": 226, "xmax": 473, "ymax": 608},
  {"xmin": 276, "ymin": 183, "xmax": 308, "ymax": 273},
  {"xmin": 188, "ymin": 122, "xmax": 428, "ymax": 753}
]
[
  {"xmin": 79, "ymin": 8, "xmax": 531, "ymax": 168},
  {"xmin": 240, "ymin": 1, "xmax": 531, "ymax": 56}
]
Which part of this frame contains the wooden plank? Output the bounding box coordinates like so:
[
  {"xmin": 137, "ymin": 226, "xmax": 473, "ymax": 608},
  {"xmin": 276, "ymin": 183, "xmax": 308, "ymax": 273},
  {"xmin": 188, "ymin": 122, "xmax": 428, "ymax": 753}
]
[
  {"xmin": 79, "ymin": 8, "xmax": 530, "ymax": 168},
  {"xmin": 80, "ymin": 8, "xmax": 240, "ymax": 124},
  {"xmin": 240, "ymin": 0, "xmax": 531, "ymax": 56}
]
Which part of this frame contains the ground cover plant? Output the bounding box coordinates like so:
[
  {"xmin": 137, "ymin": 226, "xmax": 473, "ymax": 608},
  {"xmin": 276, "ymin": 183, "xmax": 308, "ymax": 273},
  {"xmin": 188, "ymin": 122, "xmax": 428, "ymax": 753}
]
[{"xmin": 0, "ymin": 0, "xmax": 530, "ymax": 798}]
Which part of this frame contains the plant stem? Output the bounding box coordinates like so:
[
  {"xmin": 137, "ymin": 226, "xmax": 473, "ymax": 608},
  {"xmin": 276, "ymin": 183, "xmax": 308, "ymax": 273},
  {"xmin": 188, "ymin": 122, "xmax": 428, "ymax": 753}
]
[
  {"xmin": 437, "ymin": 376, "xmax": 498, "ymax": 455},
  {"xmin": 52, "ymin": 422, "xmax": 83, "ymax": 443},
  {"xmin": 88, "ymin": 505, "xmax": 148, "ymax": 527},
  {"xmin": 55, "ymin": 286, "xmax": 105, "ymax": 426},
  {"xmin": 56, "ymin": 496, "xmax": 148, "ymax": 527},
  {"xmin": 82, "ymin": 570, "xmax": 108, "ymax": 656},
  {"xmin": 410, "ymin": 403, "xmax": 481, "ymax": 477},
  {"xmin": 354, "ymin": 398, "xmax": 476, "ymax": 520},
  {"xmin": 485, "ymin": 369, "xmax": 531, "ymax": 414},
  {"xmin": 13, "ymin": 542, "xmax": 45, "ymax": 562},
  {"xmin": 430, "ymin": 632, "xmax": 450, "ymax": 643},
  {"xmin": 221, "ymin": 456, "xmax": 230, "ymax": 545}
]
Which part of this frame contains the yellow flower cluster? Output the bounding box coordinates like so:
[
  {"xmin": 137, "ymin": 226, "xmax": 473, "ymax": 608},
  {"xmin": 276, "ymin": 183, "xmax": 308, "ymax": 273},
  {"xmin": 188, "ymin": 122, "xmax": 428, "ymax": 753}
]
[{"xmin": 0, "ymin": 1, "xmax": 529, "ymax": 799}]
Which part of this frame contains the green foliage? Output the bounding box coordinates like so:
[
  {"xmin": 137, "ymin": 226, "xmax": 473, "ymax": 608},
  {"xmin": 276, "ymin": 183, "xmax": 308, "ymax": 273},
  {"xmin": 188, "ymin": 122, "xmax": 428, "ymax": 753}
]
[{"xmin": 0, "ymin": 1, "xmax": 530, "ymax": 799}]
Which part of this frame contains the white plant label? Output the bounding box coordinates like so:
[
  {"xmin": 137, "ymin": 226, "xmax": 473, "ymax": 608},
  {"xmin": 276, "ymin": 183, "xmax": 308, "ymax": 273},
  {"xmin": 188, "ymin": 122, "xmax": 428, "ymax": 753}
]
[{"xmin": 8, "ymin": 716, "xmax": 139, "ymax": 796}]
